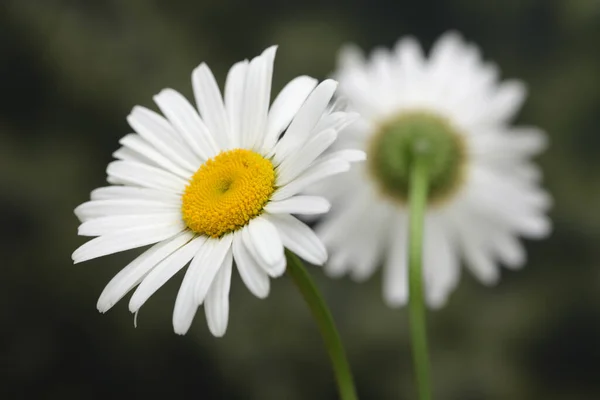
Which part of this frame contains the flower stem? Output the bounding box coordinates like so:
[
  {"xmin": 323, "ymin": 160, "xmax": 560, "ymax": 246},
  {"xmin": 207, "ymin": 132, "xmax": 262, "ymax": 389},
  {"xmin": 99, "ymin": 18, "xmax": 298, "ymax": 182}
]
[
  {"xmin": 408, "ymin": 150, "xmax": 432, "ymax": 400},
  {"xmin": 286, "ymin": 250, "xmax": 358, "ymax": 400}
]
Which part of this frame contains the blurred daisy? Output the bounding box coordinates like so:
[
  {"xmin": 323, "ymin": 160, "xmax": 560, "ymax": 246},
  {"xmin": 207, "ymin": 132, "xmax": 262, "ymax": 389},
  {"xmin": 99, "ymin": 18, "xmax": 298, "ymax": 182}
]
[
  {"xmin": 72, "ymin": 46, "xmax": 363, "ymax": 337},
  {"xmin": 315, "ymin": 32, "xmax": 551, "ymax": 308}
]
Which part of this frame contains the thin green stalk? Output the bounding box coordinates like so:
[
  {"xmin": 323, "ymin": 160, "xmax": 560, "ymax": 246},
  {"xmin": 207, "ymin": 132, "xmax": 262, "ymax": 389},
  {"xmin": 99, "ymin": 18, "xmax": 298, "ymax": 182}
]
[
  {"xmin": 286, "ymin": 250, "xmax": 358, "ymax": 400},
  {"xmin": 408, "ymin": 151, "xmax": 432, "ymax": 400}
]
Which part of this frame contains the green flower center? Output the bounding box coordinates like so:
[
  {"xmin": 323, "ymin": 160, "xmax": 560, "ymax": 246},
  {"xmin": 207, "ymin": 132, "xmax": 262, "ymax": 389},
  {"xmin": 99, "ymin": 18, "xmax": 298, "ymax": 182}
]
[{"xmin": 367, "ymin": 112, "xmax": 466, "ymax": 205}]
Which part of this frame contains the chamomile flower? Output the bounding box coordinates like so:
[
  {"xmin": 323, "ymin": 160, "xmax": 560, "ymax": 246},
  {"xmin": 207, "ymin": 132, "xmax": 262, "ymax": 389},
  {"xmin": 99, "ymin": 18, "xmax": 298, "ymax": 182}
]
[
  {"xmin": 72, "ymin": 46, "xmax": 363, "ymax": 337},
  {"xmin": 315, "ymin": 32, "xmax": 551, "ymax": 308}
]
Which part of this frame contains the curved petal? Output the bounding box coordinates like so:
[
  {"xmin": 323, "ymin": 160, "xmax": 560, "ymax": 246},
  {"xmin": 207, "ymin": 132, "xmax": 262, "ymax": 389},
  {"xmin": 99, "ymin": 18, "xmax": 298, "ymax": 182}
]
[
  {"xmin": 106, "ymin": 161, "xmax": 188, "ymax": 194},
  {"xmin": 239, "ymin": 46, "xmax": 277, "ymax": 150},
  {"xmin": 204, "ymin": 249, "xmax": 233, "ymax": 337},
  {"xmin": 192, "ymin": 64, "xmax": 230, "ymax": 149},
  {"xmin": 266, "ymin": 213, "xmax": 327, "ymax": 266},
  {"xmin": 126, "ymin": 106, "xmax": 200, "ymax": 170},
  {"xmin": 276, "ymin": 128, "xmax": 338, "ymax": 185},
  {"xmin": 262, "ymin": 75, "xmax": 318, "ymax": 151},
  {"xmin": 232, "ymin": 232, "xmax": 270, "ymax": 298},
  {"xmin": 273, "ymin": 79, "xmax": 338, "ymax": 163},
  {"xmin": 128, "ymin": 235, "xmax": 206, "ymax": 313},
  {"xmin": 78, "ymin": 212, "xmax": 182, "ymax": 237},
  {"xmin": 97, "ymin": 231, "xmax": 195, "ymax": 312},
  {"xmin": 264, "ymin": 196, "xmax": 330, "ymax": 215},
  {"xmin": 154, "ymin": 88, "xmax": 219, "ymax": 160},
  {"xmin": 72, "ymin": 222, "xmax": 186, "ymax": 264},
  {"xmin": 118, "ymin": 134, "xmax": 193, "ymax": 178},
  {"xmin": 224, "ymin": 60, "xmax": 249, "ymax": 149},
  {"xmin": 75, "ymin": 199, "xmax": 179, "ymax": 222}
]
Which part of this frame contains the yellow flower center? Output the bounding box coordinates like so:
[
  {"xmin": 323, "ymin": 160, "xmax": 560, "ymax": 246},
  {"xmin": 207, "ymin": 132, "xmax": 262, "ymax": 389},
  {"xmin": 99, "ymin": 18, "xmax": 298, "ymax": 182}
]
[{"xmin": 181, "ymin": 149, "xmax": 276, "ymax": 238}]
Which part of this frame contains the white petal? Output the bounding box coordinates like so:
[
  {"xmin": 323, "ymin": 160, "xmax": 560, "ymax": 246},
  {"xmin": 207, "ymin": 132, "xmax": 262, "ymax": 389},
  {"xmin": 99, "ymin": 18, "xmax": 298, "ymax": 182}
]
[
  {"xmin": 271, "ymin": 158, "xmax": 350, "ymax": 201},
  {"xmin": 383, "ymin": 214, "xmax": 409, "ymax": 307},
  {"xmin": 276, "ymin": 128, "xmax": 338, "ymax": 185},
  {"xmin": 338, "ymin": 43, "xmax": 365, "ymax": 70},
  {"xmin": 318, "ymin": 149, "xmax": 366, "ymax": 164},
  {"xmin": 273, "ymin": 79, "xmax": 338, "ymax": 164},
  {"xmin": 232, "ymin": 232, "xmax": 270, "ymax": 298},
  {"xmin": 494, "ymin": 230, "xmax": 526, "ymax": 270},
  {"xmin": 72, "ymin": 222, "xmax": 186, "ymax": 263},
  {"xmin": 118, "ymin": 134, "xmax": 193, "ymax": 178},
  {"xmin": 266, "ymin": 213, "xmax": 327, "ymax": 266},
  {"xmin": 422, "ymin": 217, "xmax": 459, "ymax": 309},
  {"xmin": 204, "ymin": 249, "xmax": 233, "ymax": 337},
  {"xmin": 488, "ymin": 80, "xmax": 527, "ymax": 124},
  {"xmin": 264, "ymin": 196, "xmax": 330, "ymax": 215},
  {"xmin": 191, "ymin": 64, "xmax": 230, "ymax": 149},
  {"xmin": 126, "ymin": 106, "xmax": 200, "ymax": 170},
  {"xmin": 172, "ymin": 236, "xmax": 232, "ymax": 334},
  {"xmin": 128, "ymin": 235, "xmax": 206, "ymax": 313},
  {"xmin": 224, "ymin": 60, "xmax": 249, "ymax": 148},
  {"xmin": 347, "ymin": 208, "xmax": 390, "ymax": 282},
  {"xmin": 457, "ymin": 221, "xmax": 500, "ymax": 285},
  {"xmin": 90, "ymin": 186, "xmax": 181, "ymax": 203},
  {"xmin": 97, "ymin": 231, "xmax": 195, "ymax": 312},
  {"xmin": 78, "ymin": 212, "xmax": 182, "ymax": 237},
  {"xmin": 107, "ymin": 161, "xmax": 188, "ymax": 194},
  {"xmin": 154, "ymin": 88, "xmax": 219, "ymax": 160},
  {"xmin": 113, "ymin": 146, "xmax": 153, "ymax": 165},
  {"xmin": 239, "ymin": 46, "xmax": 277, "ymax": 149},
  {"xmin": 75, "ymin": 199, "xmax": 179, "ymax": 222},
  {"xmin": 312, "ymin": 111, "xmax": 359, "ymax": 135},
  {"xmin": 243, "ymin": 218, "xmax": 285, "ymax": 277},
  {"xmin": 193, "ymin": 235, "xmax": 233, "ymax": 304},
  {"xmin": 262, "ymin": 76, "xmax": 318, "ymax": 151}
]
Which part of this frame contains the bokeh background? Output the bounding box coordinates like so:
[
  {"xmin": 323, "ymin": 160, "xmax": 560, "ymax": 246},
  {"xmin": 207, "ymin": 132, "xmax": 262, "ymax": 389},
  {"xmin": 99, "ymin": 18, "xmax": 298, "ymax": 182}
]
[{"xmin": 2, "ymin": 0, "xmax": 600, "ymax": 399}]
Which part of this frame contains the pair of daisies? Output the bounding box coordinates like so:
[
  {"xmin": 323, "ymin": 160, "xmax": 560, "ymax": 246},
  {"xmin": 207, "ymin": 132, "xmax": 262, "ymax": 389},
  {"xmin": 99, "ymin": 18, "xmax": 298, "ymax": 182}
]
[{"xmin": 73, "ymin": 32, "xmax": 550, "ymax": 337}]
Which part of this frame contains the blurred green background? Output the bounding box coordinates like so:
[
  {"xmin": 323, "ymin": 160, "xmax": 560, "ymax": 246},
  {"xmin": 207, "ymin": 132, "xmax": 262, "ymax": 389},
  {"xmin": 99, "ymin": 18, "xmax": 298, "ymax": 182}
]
[{"xmin": 2, "ymin": 0, "xmax": 600, "ymax": 399}]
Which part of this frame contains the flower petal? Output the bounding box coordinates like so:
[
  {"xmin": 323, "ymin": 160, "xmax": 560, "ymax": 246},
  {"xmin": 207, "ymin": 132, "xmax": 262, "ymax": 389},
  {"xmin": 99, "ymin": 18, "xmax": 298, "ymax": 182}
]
[
  {"xmin": 72, "ymin": 222, "xmax": 186, "ymax": 264},
  {"xmin": 262, "ymin": 75, "xmax": 318, "ymax": 151},
  {"xmin": 383, "ymin": 214, "xmax": 409, "ymax": 307},
  {"xmin": 90, "ymin": 186, "xmax": 181, "ymax": 203},
  {"xmin": 128, "ymin": 235, "xmax": 206, "ymax": 313},
  {"xmin": 75, "ymin": 199, "xmax": 179, "ymax": 222},
  {"xmin": 239, "ymin": 46, "xmax": 277, "ymax": 149},
  {"xmin": 78, "ymin": 212, "xmax": 182, "ymax": 237},
  {"xmin": 107, "ymin": 161, "xmax": 188, "ymax": 194},
  {"xmin": 97, "ymin": 231, "xmax": 195, "ymax": 312},
  {"xmin": 266, "ymin": 213, "xmax": 327, "ymax": 266},
  {"xmin": 192, "ymin": 64, "xmax": 230, "ymax": 149},
  {"xmin": 273, "ymin": 79, "xmax": 338, "ymax": 164},
  {"xmin": 276, "ymin": 128, "xmax": 338, "ymax": 185},
  {"xmin": 271, "ymin": 158, "xmax": 350, "ymax": 202},
  {"xmin": 243, "ymin": 218, "xmax": 285, "ymax": 277},
  {"xmin": 232, "ymin": 232, "xmax": 270, "ymax": 298},
  {"xmin": 118, "ymin": 134, "xmax": 193, "ymax": 178},
  {"xmin": 264, "ymin": 196, "xmax": 330, "ymax": 215},
  {"xmin": 154, "ymin": 88, "xmax": 219, "ymax": 160},
  {"xmin": 193, "ymin": 235, "xmax": 233, "ymax": 304},
  {"xmin": 127, "ymin": 106, "xmax": 200, "ymax": 170},
  {"xmin": 224, "ymin": 60, "xmax": 249, "ymax": 149},
  {"xmin": 204, "ymin": 249, "xmax": 233, "ymax": 337}
]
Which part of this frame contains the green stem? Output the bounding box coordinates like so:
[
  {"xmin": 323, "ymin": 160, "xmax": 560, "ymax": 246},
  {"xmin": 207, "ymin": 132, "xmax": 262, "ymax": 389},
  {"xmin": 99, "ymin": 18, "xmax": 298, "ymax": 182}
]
[
  {"xmin": 286, "ymin": 250, "xmax": 358, "ymax": 400},
  {"xmin": 408, "ymin": 151, "xmax": 432, "ymax": 400}
]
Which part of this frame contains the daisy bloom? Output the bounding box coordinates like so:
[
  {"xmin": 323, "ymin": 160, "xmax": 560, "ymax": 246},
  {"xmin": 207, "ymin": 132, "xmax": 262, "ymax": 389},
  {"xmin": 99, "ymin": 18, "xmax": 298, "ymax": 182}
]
[
  {"xmin": 315, "ymin": 32, "xmax": 551, "ymax": 308},
  {"xmin": 72, "ymin": 46, "xmax": 363, "ymax": 337}
]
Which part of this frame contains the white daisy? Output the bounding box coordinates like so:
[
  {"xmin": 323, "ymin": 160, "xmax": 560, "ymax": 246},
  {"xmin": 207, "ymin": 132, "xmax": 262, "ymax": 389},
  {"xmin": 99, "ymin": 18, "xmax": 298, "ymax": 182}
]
[
  {"xmin": 314, "ymin": 32, "xmax": 551, "ymax": 308},
  {"xmin": 72, "ymin": 46, "xmax": 363, "ymax": 337}
]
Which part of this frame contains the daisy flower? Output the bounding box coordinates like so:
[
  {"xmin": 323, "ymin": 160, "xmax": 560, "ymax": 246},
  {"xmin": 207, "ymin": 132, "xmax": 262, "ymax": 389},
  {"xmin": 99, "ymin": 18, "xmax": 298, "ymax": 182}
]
[
  {"xmin": 314, "ymin": 32, "xmax": 551, "ymax": 308},
  {"xmin": 72, "ymin": 46, "xmax": 363, "ymax": 337}
]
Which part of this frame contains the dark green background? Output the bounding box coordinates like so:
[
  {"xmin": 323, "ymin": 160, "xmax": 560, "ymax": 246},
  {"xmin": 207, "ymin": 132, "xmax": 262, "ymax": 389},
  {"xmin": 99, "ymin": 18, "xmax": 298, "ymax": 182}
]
[{"xmin": 2, "ymin": 1, "xmax": 600, "ymax": 399}]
